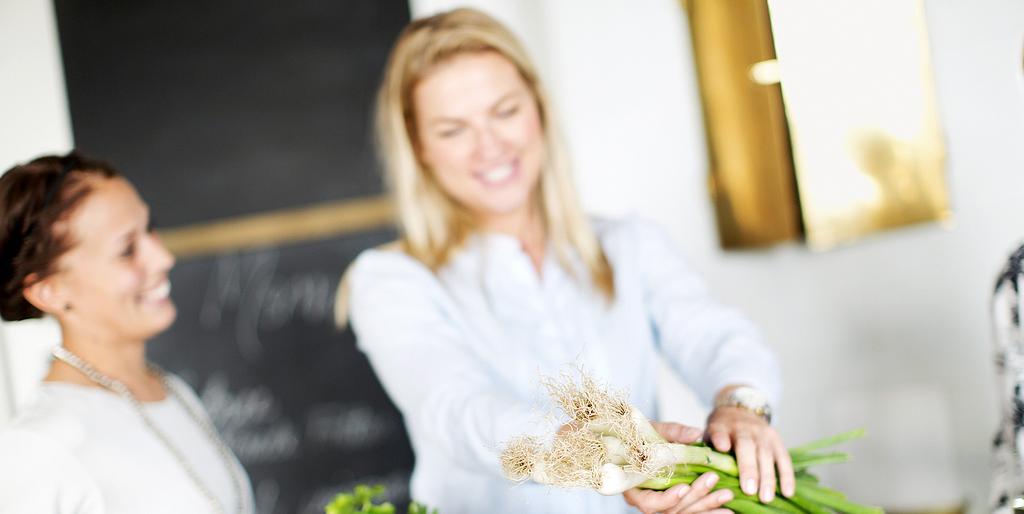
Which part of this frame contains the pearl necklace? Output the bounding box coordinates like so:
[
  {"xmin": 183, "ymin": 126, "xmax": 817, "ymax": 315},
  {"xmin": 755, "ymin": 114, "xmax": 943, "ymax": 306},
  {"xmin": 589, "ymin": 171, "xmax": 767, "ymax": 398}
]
[{"xmin": 51, "ymin": 346, "xmax": 247, "ymax": 514}]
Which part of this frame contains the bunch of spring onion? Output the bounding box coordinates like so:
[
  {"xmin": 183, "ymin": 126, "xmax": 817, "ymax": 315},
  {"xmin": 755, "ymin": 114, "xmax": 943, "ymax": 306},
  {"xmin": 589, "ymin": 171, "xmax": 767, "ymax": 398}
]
[{"xmin": 500, "ymin": 372, "xmax": 883, "ymax": 514}]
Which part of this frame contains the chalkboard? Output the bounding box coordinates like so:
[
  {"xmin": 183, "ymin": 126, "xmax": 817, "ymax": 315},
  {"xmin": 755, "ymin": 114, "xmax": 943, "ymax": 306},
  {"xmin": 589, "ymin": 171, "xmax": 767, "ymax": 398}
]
[
  {"xmin": 54, "ymin": 0, "xmax": 408, "ymax": 227},
  {"xmin": 53, "ymin": 1, "xmax": 416, "ymax": 513}
]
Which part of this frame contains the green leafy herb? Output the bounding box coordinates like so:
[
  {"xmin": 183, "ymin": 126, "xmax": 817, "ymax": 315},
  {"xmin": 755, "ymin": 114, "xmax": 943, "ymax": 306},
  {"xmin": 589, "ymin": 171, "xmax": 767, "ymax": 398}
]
[{"xmin": 324, "ymin": 484, "xmax": 438, "ymax": 514}]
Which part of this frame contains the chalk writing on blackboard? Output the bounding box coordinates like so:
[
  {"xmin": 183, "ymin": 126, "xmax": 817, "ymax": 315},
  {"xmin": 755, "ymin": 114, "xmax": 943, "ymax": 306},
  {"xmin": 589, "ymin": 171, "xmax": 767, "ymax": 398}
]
[
  {"xmin": 200, "ymin": 371, "xmax": 301, "ymax": 463},
  {"xmin": 306, "ymin": 403, "xmax": 395, "ymax": 449},
  {"xmin": 200, "ymin": 252, "xmax": 335, "ymax": 360}
]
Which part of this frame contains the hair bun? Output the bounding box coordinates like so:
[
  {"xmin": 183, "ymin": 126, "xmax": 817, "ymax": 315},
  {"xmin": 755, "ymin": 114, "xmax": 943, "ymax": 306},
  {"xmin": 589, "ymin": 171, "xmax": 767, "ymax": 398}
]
[{"xmin": 0, "ymin": 151, "xmax": 120, "ymax": 322}]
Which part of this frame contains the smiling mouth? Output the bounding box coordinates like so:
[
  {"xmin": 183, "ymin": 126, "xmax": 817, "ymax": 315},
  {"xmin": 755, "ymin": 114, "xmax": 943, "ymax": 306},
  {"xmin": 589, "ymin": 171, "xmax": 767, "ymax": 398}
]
[
  {"xmin": 475, "ymin": 160, "xmax": 519, "ymax": 186},
  {"xmin": 140, "ymin": 280, "xmax": 171, "ymax": 303}
]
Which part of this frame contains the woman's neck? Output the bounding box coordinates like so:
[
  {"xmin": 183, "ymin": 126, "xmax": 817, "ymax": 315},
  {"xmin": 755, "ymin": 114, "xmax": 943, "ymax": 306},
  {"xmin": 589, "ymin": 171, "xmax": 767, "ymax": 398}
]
[
  {"xmin": 483, "ymin": 205, "xmax": 546, "ymax": 272},
  {"xmin": 46, "ymin": 329, "xmax": 166, "ymax": 401}
]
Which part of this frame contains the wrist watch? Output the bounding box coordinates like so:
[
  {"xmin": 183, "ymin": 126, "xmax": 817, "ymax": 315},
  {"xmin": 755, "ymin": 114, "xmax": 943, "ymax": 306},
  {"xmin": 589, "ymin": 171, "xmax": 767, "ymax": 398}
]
[{"xmin": 714, "ymin": 386, "xmax": 772, "ymax": 423}]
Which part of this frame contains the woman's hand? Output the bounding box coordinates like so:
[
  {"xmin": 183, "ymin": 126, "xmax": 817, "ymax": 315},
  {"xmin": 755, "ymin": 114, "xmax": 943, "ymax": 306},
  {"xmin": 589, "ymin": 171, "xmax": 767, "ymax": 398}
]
[
  {"xmin": 622, "ymin": 422, "xmax": 733, "ymax": 514},
  {"xmin": 705, "ymin": 406, "xmax": 795, "ymax": 503}
]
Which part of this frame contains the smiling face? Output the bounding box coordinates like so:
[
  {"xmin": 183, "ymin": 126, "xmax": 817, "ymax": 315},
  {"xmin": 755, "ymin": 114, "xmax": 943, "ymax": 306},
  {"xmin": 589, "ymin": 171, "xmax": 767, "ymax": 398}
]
[
  {"xmin": 413, "ymin": 51, "xmax": 546, "ymax": 232},
  {"xmin": 48, "ymin": 176, "xmax": 176, "ymax": 343}
]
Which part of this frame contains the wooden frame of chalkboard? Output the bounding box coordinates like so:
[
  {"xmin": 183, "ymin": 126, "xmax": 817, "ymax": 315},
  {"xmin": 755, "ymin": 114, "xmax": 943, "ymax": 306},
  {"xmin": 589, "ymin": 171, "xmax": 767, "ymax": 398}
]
[{"xmin": 54, "ymin": 2, "xmax": 414, "ymax": 513}]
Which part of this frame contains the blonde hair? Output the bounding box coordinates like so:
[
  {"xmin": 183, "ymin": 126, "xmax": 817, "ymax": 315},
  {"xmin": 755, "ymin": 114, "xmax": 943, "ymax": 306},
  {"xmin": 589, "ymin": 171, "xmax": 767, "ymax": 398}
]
[{"xmin": 378, "ymin": 8, "xmax": 614, "ymax": 296}]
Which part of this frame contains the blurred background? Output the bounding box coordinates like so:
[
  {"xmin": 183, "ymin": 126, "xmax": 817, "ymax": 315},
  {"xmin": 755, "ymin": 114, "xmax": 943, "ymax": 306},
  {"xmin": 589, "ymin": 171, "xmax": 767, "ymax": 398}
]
[{"xmin": 1, "ymin": 0, "xmax": 1023, "ymax": 513}]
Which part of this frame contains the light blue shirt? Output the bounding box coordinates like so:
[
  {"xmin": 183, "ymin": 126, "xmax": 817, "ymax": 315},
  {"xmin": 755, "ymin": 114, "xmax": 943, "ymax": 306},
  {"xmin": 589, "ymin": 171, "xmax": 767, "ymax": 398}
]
[{"xmin": 348, "ymin": 217, "xmax": 781, "ymax": 514}]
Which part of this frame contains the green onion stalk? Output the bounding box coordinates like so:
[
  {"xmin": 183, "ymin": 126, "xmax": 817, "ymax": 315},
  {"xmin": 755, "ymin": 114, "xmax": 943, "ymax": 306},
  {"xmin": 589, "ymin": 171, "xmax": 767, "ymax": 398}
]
[{"xmin": 500, "ymin": 372, "xmax": 883, "ymax": 514}]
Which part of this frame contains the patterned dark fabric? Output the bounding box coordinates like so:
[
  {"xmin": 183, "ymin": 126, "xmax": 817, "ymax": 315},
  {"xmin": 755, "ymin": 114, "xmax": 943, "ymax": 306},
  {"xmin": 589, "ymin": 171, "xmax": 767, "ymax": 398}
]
[{"xmin": 992, "ymin": 243, "xmax": 1024, "ymax": 512}]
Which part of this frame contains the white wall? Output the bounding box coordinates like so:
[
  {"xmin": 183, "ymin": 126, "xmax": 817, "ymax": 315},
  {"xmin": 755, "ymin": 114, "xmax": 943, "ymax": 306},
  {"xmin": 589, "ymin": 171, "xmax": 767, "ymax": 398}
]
[
  {"xmin": 412, "ymin": 0, "xmax": 1023, "ymax": 511},
  {"xmin": 0, "ymin": 0, "xmax": 73, "ymax": 423},
  {"xmin": 0, "ymin": 0, "xmax": 73, "ymax": 166},
  {"xmin": 410, "ymin": 0, "xmax": 548, "ymax": 70}
]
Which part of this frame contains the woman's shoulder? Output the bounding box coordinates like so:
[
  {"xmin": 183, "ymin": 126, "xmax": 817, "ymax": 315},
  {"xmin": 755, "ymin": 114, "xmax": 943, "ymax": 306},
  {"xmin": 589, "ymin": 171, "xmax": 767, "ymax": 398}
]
[
  {"xmin": 0, "ymin": 398, "xmax": 104, "ymax": 511},
  {"xmin": 349, "ymin": 243, "xmax": 436, "ymax": 284},
  {"xmin": 0, "ymin": 390, "xmax": 94, "ymax": 483},
  {"xmin": 0, "ymin": 421, "xmax": 79, "ymax": 461},
  {"xmin": 342, "ymin": 243, "xmax": 453, "ymax": 325},
  {"xmin": 2, "ymin": 385, "xmax": 92, "ymax": 451},
  {"xmin": 591, "ymin": 215, "xmax": 675, "ymax": 255}
]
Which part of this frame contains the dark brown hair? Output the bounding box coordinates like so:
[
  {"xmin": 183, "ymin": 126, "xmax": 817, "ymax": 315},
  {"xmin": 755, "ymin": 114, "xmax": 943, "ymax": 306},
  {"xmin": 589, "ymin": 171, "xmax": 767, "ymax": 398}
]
[{"xmin": 0, "ymin": 151, "xmax": 120, "ymax": 321}]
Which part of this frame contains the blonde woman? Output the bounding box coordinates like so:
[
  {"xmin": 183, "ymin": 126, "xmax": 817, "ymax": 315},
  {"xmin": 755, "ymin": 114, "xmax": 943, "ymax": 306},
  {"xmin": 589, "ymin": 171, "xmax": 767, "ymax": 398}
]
[{"xmin": 345, "ymin": 8, "xmax": 792, "ymax": 513}]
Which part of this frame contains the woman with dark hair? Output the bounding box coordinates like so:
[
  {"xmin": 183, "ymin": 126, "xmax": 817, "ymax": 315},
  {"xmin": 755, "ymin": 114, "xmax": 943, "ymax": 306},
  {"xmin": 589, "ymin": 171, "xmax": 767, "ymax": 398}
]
[{"xmin": 0, "ymin": 152, "xmax": 253, "ymax": 514}]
